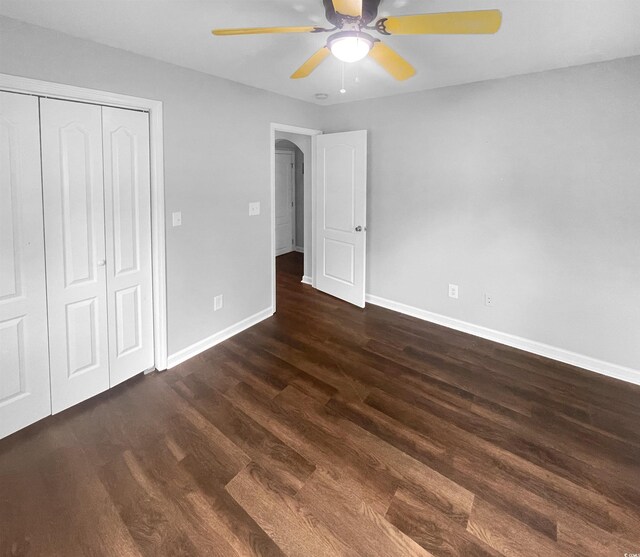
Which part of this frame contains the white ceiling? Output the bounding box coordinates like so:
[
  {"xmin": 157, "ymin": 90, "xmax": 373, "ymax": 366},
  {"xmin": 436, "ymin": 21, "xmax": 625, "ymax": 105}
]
[{"xmin": 1, "ymin": 0, "xmax": 639, "ymax": 105}]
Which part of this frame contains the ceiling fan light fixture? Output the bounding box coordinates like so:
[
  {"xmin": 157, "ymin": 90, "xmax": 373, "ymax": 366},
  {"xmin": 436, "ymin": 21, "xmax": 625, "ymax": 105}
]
[{"xmin": 328, "ymin": 31, "xmax": 373, "ymax": 63}]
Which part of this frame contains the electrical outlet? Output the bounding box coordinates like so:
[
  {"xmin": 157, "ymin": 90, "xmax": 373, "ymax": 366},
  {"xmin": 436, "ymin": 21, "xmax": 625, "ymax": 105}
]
[
  {"xmin": 448, "ymin": 284, "xmax": 459, "ymax": 299},
  {"xmin": 214, "ymin": 294, "xmax": 223, "ymax": 311},
  {"xmin": 172, "ymin": 211, "xmax": 182, "ymax": 227},
  {"xmin": 248, "ymin": 202, "xmax": 260, "ymax": 216},
  {"xmin": 484, "ymin": 293, "xmax": 494, "ymax": 307}
]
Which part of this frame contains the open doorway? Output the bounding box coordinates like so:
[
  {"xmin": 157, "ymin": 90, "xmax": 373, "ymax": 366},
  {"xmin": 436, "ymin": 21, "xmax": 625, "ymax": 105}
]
[
  {"xmin": 270, "ymin": 124, "xmax": 367, "ymax": 310},
  {"xmin": 274, "ymin": 142, "xmax": 302, "ymax": 257},
  {"xmin": 270, "ymin": 124, "xmax": 321, "ymax": 310},
  {"xmin": 274, "ymin": 141, "xmax": 304, "ymax": 296}
]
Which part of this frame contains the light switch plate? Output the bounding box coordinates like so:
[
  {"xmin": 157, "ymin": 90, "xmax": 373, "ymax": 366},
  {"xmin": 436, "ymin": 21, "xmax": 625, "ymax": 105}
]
[
  {"xmin": 249, "ymin": 202, "xmax": 260, "ymax": 216},
  {"xmin": 172, "ymin": 211, "xmax": 182, "ymax": 227}
]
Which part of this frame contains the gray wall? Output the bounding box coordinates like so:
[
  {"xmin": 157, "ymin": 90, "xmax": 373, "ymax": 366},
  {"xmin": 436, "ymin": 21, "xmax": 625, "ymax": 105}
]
[
  {"xmin": 324, "ymin": 56, "xmax": 640, "ymax": 370},
  {"xmin": 0, "ymin": 16, "xmax": 322, "ymax": 356}
]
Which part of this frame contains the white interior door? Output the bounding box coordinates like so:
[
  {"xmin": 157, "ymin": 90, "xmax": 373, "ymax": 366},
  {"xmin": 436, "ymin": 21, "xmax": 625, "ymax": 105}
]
[
  {"xmin": 41, "ymin": 98, "xmax": 110, "ymax": 413},
  {"xmin": 314, "ymin": 130, "xmax": 367, "ymax": 307},
  {"xmin": 275, "ymin": 150, "xmax": 294, "ymax": 256},
  {"xmin": 0, "ymin": 92, "xmax": 51, "ymax": 439},
  {"xmin": 102, "ymin": 106, "xmax": 154, "ymax": 386}
]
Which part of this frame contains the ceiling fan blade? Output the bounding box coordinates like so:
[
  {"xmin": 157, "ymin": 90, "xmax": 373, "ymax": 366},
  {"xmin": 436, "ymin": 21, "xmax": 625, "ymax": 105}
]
[
  {"xmin": 212, "ymin": 26, "xmax": 317, "ymax": 36},
  {"xmin": 368, "ymin": 42, "xmax": 415, "ymax": 81},
  {"xmin": 332, "ymin": 0, "xmax": 362, "ymax": 18},
  {"xmin": 291, "ymin": 47, "xmax": 331, "ymax": 79},
  {"xmin": 380, "ymin": 10, "xmax": 502, "ymax": 35}
]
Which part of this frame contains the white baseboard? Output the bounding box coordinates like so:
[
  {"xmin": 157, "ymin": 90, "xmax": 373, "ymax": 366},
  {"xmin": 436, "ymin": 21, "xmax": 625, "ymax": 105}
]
[
  {"xmin": 301, "ymin": 275, "xmax": 312, "ymax": 285},
  {"xmin": 295, "ymin": 246, "xmax": 304, "ymax": 253},
  {"xmin": 167, "ymin": 307, "xmax": 274, "ymax": 368},
  {"xmin": 365, "ymin": 294, "xmax": 640, "ymax": 387}
]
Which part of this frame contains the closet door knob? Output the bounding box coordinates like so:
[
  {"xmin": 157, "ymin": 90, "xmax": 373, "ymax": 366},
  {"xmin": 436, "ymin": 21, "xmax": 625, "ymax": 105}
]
[{"xmin": 97, "ymin": 259, "xmax": 106, "ymax": 267}]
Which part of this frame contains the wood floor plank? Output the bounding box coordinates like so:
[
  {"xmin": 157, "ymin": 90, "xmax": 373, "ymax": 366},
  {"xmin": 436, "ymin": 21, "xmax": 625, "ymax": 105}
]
[
  {"xmin": 325, "ymin": 393, "xmax": 559, "ymax": 540},
  {"xmin": 224, "ymin": 339, "xmax": 338, "ymax": 403},
  {"xmin": 174, "ymin": 374, "xmax": 316, "ymax": 494},
  {"xmin": 274, "ymin": 385, "xmax": 475, "ymax": 525},
  {"xmin": 466, "ymin": 498, "xmax": 573, "ymax": 557},
  {"xmin": 365, "ymin": 386, "xmax": 619, "ymax": 536},
  {"xmin": 226, "ymin": 462, "xmax": 356, "ymax": 557},
  {"xmin": 98, "ymin": 449, "xmax": 222, "ymax": 556},
  {"xmin": 1, "ymin": 443, "xmax": 142, "ymax": 557},
  {"xmin": 385, "ymin": 487, "xmax": 500, "ymax": 557},
  {"xmin": 295, "ymin": 466, "xmax": 433, "ymax": 557},
  {"xmin": 226, "ymin": 381, "xmax": 399, "ymax": 515}
]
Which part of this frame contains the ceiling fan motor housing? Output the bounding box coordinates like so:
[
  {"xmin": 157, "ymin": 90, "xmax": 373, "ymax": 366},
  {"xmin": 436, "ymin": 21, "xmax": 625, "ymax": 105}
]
[{"xmin": 323, "ymin": 0, "xmax": 382, "ymax": 27}]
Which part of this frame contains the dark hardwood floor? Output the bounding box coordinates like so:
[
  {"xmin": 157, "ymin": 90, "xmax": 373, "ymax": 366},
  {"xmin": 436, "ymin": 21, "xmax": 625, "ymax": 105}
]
[{"xmin": 1, "ymin": 251, "xmax": 639, "ymax": 556}]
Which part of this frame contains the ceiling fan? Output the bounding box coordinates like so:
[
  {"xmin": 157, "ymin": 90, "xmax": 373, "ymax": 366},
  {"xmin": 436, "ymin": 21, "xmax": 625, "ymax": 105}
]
[{"xmin": 212, "ymin": 0, "xmax": 502, "ymax": 81}]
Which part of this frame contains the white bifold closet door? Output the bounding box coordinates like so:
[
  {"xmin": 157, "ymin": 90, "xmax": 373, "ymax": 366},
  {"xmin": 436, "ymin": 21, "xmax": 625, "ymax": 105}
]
[
  {"xmin": 40, "ymin": 98, "xmax": 153, "ymax": 413},
  {"xmin": 102, "ymin": 106, "xmax": 154, "ymax": 388},
  {"xmin": 41, "ymin": 99, "xmax": 110, "ymax": 413},
  {"xmin": 0, "ymin": 92, "xmax": 51, "ymax": 439}
]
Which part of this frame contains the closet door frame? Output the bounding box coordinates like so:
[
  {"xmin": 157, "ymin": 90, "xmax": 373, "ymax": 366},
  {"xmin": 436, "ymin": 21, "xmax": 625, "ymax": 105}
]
[{"xmin": 0, "ymin": 73, "xmax": 168, "ymax": 371}]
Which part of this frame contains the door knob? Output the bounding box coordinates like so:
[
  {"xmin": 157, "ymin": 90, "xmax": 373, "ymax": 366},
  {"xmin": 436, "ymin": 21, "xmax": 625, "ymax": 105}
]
[
  {"xmin": 355, "ymin": 226, "xmax": 362, "ymax": 232},
  {"xmin": 97, "ymin": 259, "xmax": 106, "ymax": 267}
]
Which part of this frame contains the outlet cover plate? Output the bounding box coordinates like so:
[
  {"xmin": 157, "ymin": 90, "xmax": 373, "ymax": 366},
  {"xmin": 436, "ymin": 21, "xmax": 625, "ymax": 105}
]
[{"xmin": 249, "ymin": 202, "xmax": 260, "ymax": 216}]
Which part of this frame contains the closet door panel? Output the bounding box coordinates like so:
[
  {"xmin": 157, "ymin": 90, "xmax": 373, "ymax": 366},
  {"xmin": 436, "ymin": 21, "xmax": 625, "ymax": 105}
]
[
  {"xmin": 40, "ymin": 98, "xmax": 109, "ymax": 413},
  {"xmin": 102, "ymin": 107, "xmax": 153, "ymax": 386},
  {"xmin": 0, "ymin": 92, "xmax": 51, "ymax": 439}
]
